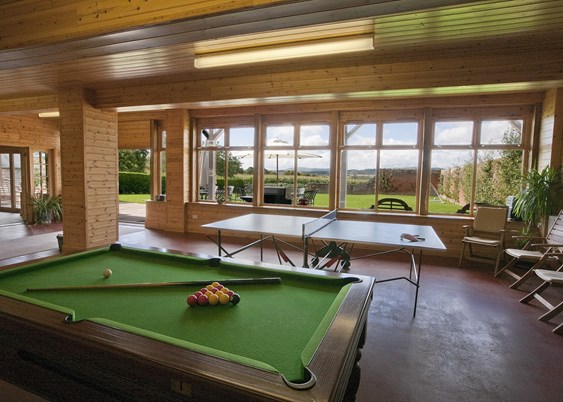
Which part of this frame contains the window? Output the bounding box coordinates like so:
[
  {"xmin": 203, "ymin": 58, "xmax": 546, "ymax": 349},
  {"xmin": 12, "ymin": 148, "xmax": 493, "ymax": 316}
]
[
  {"xmin": 197, "ymin": 124, "xmax": 255, "ymax": 203},
  {"xmin": 194, "ymin": 107, "xmax": 530, "ymax": 215},
  {"xmin": 263, "ymin": 121, "xmax": 330, "ymax": 207},
  {"xmin": 33, "ymin": 151, "xmax": 49, "ymax": 194},
  {"xmin": 339, "ymin": 118, "xmax": 420, "ymax": 212},
  {"xmin": 430, "ymin": 119, "xmax": 524, "ymax": 215}
]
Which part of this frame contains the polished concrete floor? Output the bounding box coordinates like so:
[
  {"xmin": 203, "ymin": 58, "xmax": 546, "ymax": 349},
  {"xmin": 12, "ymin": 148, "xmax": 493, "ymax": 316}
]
[{"xmin": 0, "ymin": 211, "xmax": 562, "ymax": 402}]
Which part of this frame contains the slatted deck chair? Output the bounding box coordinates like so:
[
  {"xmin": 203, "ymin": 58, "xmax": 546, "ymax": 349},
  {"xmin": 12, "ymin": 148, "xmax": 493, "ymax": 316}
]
[
  {"xmin": 376, "ymin": 198, "xmax": 413, "ymax": 211},
  {"xmin": 299, "ymin": 189, "xmax": 318, "ymax": 206},
  {"xmin": 459, "ymin": 206, "xmax": 508, "ymax": 273},
  {"xmin": 496, "ymin": 210, "xmax": 563, "ymax": 289},
  {"xmin": 519, "ymin": 269, "xmax": 563, "ymax": 335}
]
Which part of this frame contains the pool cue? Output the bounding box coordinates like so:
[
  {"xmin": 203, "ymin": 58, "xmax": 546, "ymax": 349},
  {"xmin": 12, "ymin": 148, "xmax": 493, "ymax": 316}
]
[{"xmin": 26, "ymin": 277, "xmax": 282, "ymax": 292}]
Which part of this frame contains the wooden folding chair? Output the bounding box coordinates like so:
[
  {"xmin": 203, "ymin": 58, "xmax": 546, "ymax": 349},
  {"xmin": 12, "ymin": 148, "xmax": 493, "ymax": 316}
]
[
  {"xmin": 496, "ymin": 210, "xmax": 563, "ymax": 289},
  {"xmin": 519, "ymin": 269, "xmax": 563, "ymax": 335},
  {"xmin": 459, "ymin": 206, "xmax": 508, "ymax": 273}
]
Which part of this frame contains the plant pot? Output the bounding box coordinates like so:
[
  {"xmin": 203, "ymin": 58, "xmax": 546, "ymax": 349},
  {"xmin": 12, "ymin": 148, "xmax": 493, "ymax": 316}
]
[{"xmin": 56, "ymin": 234, "xmax": 63, "ymax": 251}]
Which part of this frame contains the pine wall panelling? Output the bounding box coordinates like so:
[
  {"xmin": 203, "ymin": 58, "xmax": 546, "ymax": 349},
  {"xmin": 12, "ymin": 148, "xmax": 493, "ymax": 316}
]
[{"xmin": 58, "ymin": 88, "xmax": 118, "ymax": 251}]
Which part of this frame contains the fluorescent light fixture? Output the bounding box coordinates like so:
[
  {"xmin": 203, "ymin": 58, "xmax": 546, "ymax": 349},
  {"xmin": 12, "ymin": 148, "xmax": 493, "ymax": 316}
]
[
  {"xmin": 194, "ymin": 37, "xmax": 374, "ymax": 69},
  {"xmin": 38, "ymin": 111, "xmax": 60, "ymax": 118}
]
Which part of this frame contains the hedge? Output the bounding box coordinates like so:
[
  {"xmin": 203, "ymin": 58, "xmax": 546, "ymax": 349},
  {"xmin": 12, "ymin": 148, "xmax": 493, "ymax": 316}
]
[{"xmin": 119, "ymin": 172, "xmax": 166, "ymax": 194}]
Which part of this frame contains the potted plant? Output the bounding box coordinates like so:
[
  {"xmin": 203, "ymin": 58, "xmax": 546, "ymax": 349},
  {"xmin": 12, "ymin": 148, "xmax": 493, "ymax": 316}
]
[
  {"xmin": 513, "ymin": 166, "xmax": 561, "ymax": 236},
  {"xmin": 30, "ymin": 193, "xmax": 63, "ymax": 224}
]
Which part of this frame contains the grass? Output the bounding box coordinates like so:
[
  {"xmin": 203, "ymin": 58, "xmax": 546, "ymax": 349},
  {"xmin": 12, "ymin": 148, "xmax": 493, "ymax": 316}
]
[
  {"xmin": 119, "ymin": 194, "xmax": 151, "ymax": 203},
  {"xmin": 120, "ymin": 193, "xmax": 462, "ymax": 214}
]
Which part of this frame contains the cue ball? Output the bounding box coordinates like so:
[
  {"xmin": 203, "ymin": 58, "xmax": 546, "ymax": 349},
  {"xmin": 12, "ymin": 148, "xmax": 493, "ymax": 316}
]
[{"xmin": 103, "ymin": 268, "xmax": 112, "ymax": 278}]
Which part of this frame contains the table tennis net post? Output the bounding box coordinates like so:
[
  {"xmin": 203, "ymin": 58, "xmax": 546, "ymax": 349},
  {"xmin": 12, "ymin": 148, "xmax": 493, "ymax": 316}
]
[
  {"xmin": 301, "ymin": 210, "xmax": 337, "ymax": 268},
  {"xmin": 302, "ymin": 209, "xmax": 337, "ymax": 239}
]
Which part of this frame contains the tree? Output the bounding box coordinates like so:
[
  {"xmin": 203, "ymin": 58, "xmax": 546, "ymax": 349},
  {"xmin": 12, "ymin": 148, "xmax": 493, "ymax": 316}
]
[
  {"xmin": 216, "ymin": 151, "xmax": 243, "ymax": 177},
  {"xmin": 119, "ymin": 150, "xmax": 150, "ymax": 172}
]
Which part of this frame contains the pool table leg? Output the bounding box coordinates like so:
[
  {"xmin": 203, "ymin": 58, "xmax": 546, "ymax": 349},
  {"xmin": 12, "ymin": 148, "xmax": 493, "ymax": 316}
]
[{"xmin": 342, "ymin": 321, "xmax": 367, "ymax": 401}]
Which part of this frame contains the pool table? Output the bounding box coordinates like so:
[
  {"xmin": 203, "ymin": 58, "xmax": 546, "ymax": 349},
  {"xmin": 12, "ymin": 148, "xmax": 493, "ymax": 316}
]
[{"xmin": 0, "ymin": 244, "xmax": 374, "ymax": 401}]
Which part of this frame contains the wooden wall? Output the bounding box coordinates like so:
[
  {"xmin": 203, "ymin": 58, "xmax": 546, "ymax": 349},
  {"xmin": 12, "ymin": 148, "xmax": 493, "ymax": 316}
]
[
  {"xmin": 539, "ymin": 88, "xmax": 563, "ymax": 170},
  {"xmin": 0, "ymin": 115, "xmax": 59, "ymax": 150},
  {"xmin": 117, "ymin": 120, "xmax": 151, "ymax": 149},
  {"xmin": 0, "ymin": 114, "xmax": 61, "ymax": 199}
]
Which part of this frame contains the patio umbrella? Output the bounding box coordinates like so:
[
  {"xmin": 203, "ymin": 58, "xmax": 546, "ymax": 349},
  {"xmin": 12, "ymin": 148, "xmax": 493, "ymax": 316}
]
[{"xmin": 241, "ymin": 150, "xmax": 322, "ymax": 182}]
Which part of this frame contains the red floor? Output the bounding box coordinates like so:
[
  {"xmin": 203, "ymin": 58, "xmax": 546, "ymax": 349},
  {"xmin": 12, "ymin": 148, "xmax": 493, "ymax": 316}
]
[{"xmin": 1, "ymin": 221, "xmax": 562, "ymax": 401}]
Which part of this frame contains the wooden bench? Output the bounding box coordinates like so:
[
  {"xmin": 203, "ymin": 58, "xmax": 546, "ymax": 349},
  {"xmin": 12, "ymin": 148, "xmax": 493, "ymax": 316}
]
[{"xmin": 375, "ymin": 198, "xmax": 413, "ymax": 211}]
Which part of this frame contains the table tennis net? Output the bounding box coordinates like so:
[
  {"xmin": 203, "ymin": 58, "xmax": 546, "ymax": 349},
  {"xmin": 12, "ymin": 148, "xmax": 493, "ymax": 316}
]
[{"xmin": 302, "ymin": 209, "xmax": 337, "ymax": 238}]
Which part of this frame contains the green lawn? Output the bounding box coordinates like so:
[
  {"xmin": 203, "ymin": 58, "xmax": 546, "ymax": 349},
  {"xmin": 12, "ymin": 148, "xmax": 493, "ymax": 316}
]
[
  {"xmin": 119, "ymin": 194, "xmax": 151, "ymax": 203},
  {"xmin": 313, "ymin": 194, "xmax": 461, "ymax": 213},
  {"xmin": 120, "ymin": 193, "xmax": 462, "ymax": 213}
]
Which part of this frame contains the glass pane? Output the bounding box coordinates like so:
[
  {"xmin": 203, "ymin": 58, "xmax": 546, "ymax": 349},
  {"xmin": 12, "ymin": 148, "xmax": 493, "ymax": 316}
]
[
  {"xmin": 264, "ymin": 150, "xmax": 294, "ymax": 185},
  {"xmin": 266, "ymin": 126, "xmax": 294, "ymax": 147},
  {"xmin": 475, "ymin": 149, "xmax": 523, "ymax": 205},
  {"xmin": 161, "ymin": 130, "xmax": 166, "ymax": 149},
  {"xmin": 14, "ymin": 153, "xmax": 21, "ymax": 208},
  {"xmin": 231, "ymin": 150, "xmax": 253, "ymax": 203},
  {"xmin": 0, "ymin": 153, "xmax": 10, "ymax": 208},
  {"xmin": 300, "ymin": 125, "xmax": 329, "ymax": 146},
  {"xmin": 480, "ymin": 120, "xmax": 523, "ymax": 145},
  {"xmin": 344, "ymin": 123, "xmax": 376, "ymax": 146},
  {"xmin": 296, "ymin": 150, "xmax": 329, "ymax": 207},
  {"xmin": 382, "ymin": 122, "xmax": 418, "ymax": 145},
  {"xmin": 230, "ymin": 127, "xmax": 255, "ymax": 147},
  {"xmin": 434, "ymin": 121, "xmax": 473, "ymax": 145},
  {"xmin": 198, "ymin": 150, "xmax": 218, "ymax": 201},
  {"xmin": 429, "ymin": 150, "xmax": 474, "ymax": 214},
  {"xmin": 160, "ymin": 151, "xmax": 166, "ymax": 195},
  {"xmin": 339, "ymin": 150, "xmax": 376, "ymax": 209},
  {"xmin": 201, "ymin": 128, "xmax": 225, "ymax": 147},
  {"xmin": 376, "ymin": 150, "xmax": 418, "ymax": 212}
]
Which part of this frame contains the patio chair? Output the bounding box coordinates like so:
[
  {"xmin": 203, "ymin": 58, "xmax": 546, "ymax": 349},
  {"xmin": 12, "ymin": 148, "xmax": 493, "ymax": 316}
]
[
  {"xmin": 376, "ymin": 198, "xmax": 413, "ymax": 211},
  {"xmin": 299, "ymin": 189, "xmax": 318, "ymax": 206},
  {"xmin": 519, "ymin": 269, "xmax": 563, "ymax": 335},
  {"xmin": 496, "ymin": 210, "xmax": 563, "ymax": 289},
  {"xmin": 459, "ymin": 206, "xmax": 508, "ymax": 273}
]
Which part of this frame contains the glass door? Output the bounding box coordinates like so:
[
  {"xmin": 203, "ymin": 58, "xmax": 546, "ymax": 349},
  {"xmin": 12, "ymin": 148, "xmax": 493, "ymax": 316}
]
[{"xmin": 0, "ymin": 148, "xmax": 23, "ymax": 211}]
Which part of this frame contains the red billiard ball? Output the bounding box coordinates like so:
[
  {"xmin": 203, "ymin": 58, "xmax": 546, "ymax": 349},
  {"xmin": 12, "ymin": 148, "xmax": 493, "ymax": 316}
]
[
  {"xmin": 187, "ymin": 294, "xmax": 198, "ymax": 306},
  {"xmin": 225, "ymin": 290, "xmax": 234, "ymax": 297},
  {"xmin": 194, "ymin": 291, "xmax": 203, "ymax": 298},
  {"xmin": 197, "ymin": 294, "xmax": 209, "ymax": 306}
]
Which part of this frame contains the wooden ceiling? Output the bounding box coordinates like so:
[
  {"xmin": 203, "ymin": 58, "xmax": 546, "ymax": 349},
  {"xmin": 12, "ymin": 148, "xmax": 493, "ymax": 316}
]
[{"xmin": 1, "ymin": 0, "xmax": 563, "ymax": 112}]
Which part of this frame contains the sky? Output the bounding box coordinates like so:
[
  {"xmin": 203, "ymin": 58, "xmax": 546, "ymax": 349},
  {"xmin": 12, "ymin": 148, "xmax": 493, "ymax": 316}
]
[{"xmin": 203, "ymin": 119, "xmax": 521, "ymax": 172}]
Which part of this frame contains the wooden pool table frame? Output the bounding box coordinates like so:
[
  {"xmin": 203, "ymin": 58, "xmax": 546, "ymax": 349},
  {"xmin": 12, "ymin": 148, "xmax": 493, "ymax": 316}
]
[{"xmin": 0, "ymin": 244, "xmax": 374, "ymax": 402}]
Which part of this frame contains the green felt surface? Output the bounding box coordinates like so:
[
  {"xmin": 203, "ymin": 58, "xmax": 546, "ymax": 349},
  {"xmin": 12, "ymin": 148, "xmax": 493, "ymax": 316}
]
[{"xmin": 0, "ymin": 245, "xmax": 355, "ymax": 383}]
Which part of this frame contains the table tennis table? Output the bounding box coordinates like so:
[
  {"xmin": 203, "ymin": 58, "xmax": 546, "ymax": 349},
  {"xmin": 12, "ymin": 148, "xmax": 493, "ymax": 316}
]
[{"xmin": 202, "ymin": 210, "xmax": 446, "ymax": 316}]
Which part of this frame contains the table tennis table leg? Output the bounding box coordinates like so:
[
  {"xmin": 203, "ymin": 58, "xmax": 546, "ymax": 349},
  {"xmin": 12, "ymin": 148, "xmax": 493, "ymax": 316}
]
[{"xmin": 206, "ymin": 230, "xmax": 268, "ymax": 260}]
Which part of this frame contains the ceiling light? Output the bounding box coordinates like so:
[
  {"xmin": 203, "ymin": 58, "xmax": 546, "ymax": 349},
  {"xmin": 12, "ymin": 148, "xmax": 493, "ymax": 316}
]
[
  {"xmin": 194, "ymin": 36, "xmax": 374, "ymax": 69},
  {"xmin": 38, "ymin": 111, "xmax": 60, "ymax": 118}
]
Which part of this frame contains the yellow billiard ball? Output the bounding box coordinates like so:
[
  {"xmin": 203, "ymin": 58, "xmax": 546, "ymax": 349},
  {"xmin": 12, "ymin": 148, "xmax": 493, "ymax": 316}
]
[{"xmin": 103, "ymin": 268, "xmax": 112, "ymax": 278}]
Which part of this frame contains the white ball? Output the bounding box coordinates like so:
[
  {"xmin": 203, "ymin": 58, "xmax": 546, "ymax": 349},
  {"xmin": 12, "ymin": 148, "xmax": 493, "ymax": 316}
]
[{"xmin": 103, "ymin": 268, "xmax": 112, "ymax": 278}]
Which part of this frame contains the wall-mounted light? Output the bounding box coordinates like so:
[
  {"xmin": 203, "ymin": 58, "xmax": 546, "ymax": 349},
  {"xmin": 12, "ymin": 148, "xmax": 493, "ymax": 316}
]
[{"xmin": 194, "ymin": 36, "xmax": 374, "ymax": 69}]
